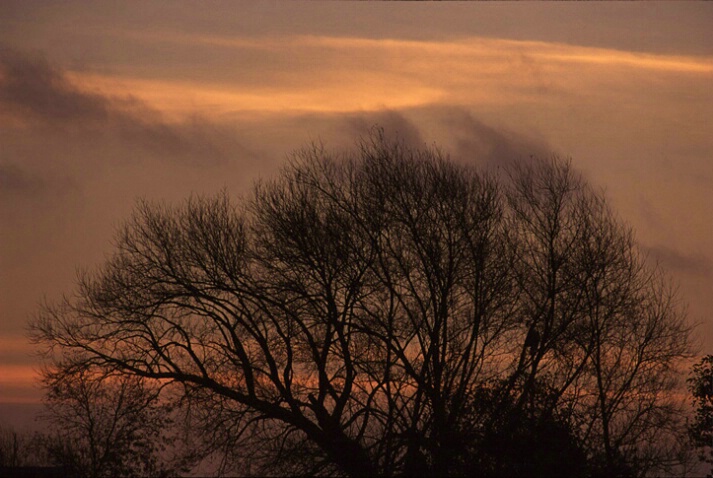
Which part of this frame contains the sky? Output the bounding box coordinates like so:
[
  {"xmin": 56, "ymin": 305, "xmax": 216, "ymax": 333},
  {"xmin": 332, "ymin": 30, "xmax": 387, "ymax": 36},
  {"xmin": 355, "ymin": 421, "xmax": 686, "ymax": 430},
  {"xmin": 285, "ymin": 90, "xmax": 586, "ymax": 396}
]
[{"xmin": 0, "ymin": 1, "xmax": 712, "ymax": 422}]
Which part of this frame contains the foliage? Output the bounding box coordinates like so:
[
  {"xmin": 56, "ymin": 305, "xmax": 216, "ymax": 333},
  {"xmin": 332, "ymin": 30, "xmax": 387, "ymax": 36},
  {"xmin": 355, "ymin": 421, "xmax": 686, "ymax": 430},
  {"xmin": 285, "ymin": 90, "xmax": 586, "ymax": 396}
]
[
  {"xmin": 31, "ymin": 130, "xmax": 693, "ymax": 477},
  {"xmin": 689, "ymin": 355, "xmax": 713, "ymax": 476}
]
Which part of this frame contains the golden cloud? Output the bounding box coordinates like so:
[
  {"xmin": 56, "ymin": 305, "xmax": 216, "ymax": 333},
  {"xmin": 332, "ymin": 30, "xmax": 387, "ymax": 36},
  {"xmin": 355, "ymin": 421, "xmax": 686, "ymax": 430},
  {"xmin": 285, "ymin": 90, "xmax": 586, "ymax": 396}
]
[{"xmin": 56, "ymin": 32, "xmax": 711, "ymax": 121}]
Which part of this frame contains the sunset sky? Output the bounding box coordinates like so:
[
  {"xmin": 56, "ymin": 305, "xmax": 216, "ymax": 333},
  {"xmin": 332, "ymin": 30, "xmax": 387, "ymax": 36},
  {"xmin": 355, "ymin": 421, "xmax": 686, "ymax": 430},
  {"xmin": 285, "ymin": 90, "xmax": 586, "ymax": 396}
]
[{"xmin": 1, "ymin": 2, "xmax": 712, "ymax": 423}]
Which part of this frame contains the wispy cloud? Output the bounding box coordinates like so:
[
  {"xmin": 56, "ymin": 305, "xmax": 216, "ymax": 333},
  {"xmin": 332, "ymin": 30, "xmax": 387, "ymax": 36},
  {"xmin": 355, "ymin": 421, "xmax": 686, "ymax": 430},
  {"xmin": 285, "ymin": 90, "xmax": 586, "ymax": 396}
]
[
  {"xmin": 0, "ymin": 47, "xmax": 110, "ymax": 123},
  {"xmin": 309, "ymin": 35, "xmax": 713, "ymax": 73},
  {"xmin": 119, "ymin": 30, "xmax": 713, "ymax": 73},
  {"xmin": 41, "ymin": 31, "xmax": 711, "ymax": 122},
  {"xmin": 345, "ymin": 110, "xmax": 425, "ymax": 149},
  {"xmin": 0, "ymin": 47, "xmax": 248, "ymax": 166},
  {"xmin": 645, "ymin": 245, "xmax": 713, "ymax": 278},
  {"xmin": 0, "ymin": 162, "xmax": 45, "ymax": 196},
  {"xmin": 434, "ymin": 108, "xmax": 551, "ymax": 168}
]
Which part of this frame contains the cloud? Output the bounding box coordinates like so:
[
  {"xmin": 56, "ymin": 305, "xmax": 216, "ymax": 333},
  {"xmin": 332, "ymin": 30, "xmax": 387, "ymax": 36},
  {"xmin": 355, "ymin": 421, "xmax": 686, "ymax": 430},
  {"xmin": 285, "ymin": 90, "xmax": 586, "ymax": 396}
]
[
  {"xmin": 345, "ymin": 110, "xmax": 425, "ymax": 149},
  {"xmin": 0, "ymin": 47, "xmax": 110, "ymax": 123},
  {"xmin": 11, "ymin": 31, "xmax": 708, "ymax": 128},
  {"xmin": 435, "ymin": 108, "xmax": 552, "ymax": 169},
  {"xmin": 0, "ymin": 155, "xmax": 80, "ymax": 208},
  {"xmin": 645, "ymin": 245, "xmax": 713, "ymax": 278},
  {"xmin": 0, "ymin": 47, "xmax": 249, "ymax": 166},
  {"xmin": 126, "ymin": 31, "xmax": 713, "ymax": 74},
  {"xmin": 0, "ymin": 162, "xmax": 45, "ymax": 195},
  {"xmin": 313, "ymin": 106, "xmax": 553, "ymax": 173}
]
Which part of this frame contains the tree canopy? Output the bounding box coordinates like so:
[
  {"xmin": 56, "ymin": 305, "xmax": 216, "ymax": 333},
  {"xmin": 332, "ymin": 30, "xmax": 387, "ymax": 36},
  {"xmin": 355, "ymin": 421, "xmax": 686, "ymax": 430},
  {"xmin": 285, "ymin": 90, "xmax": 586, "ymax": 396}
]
[
  {"xmin": 689, "ymin": 355, "xmax": 713, "ymax": 477},
  {"xmin": 32, "ymin": 130, "xmax": 693, "ymax": 477}
]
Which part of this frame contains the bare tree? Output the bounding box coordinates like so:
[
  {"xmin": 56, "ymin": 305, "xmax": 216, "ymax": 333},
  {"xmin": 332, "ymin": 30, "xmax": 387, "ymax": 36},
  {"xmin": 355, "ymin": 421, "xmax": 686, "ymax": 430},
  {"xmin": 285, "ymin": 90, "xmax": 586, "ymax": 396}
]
[
  {"xmin": 502, "ymin": 157, "xmax": 693, "ymax": 476},
  {"xmin": 37, "ymin": 361, "xmax": 190, "ymax": 478},
  {"xmin": 31, "ymin": 130, "xmax": 693, "ymax": 477},
  {"xmin": 0, "ymin": 425, "xmax": 34, "ymax": 468}
]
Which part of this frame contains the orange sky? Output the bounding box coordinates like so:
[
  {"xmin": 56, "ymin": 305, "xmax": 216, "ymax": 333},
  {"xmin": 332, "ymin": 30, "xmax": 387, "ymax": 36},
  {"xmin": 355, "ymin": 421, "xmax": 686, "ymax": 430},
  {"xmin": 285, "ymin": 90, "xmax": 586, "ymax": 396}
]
[{"xmin": 1, "ymin": 2, "xmax": 712, "ymax": 410}]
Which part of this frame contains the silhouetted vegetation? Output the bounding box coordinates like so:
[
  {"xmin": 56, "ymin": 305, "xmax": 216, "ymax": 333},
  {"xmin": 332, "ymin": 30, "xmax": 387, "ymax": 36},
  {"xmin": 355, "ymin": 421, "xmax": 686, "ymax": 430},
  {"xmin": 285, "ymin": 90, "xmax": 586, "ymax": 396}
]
[
  {"xmin": 689, "ymin": 355, "xmax": 713, "ymax": 477},
  {"xmin": 38, "ymin": 362, "xmax": 197, "ymax": 477},
  {"xmin": 31, "ymin": 129, "xmax": 695, "ymax": 477},
  {"xmin": 0, "ymin": 425, "xmax": 47, "ymax": 469}
]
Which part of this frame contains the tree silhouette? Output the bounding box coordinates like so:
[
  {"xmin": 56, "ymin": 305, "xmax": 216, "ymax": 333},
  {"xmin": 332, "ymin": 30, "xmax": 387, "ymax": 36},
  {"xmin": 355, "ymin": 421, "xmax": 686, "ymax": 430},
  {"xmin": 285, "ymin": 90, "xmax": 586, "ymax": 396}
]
[
  {"xmin": 36, "ymin": 362, "xmax": 192, "ymax": 477},
  {"xmin": 689, "ymin": 355, "xmax": 713, "ymax": 477},
  {"xmin": 32, "ymin": 130, "xmax": 693, "ymax": 477},
  {"xmin": 0, "ymin": 425, "xmax": 43, "ymax": 469}
]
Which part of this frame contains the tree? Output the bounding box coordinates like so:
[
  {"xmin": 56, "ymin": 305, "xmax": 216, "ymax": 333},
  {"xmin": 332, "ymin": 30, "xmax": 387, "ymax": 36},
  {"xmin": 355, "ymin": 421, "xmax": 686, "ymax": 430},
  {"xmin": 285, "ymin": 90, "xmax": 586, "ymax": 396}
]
[
  {"xmin": 502, "ymin": 157, "xmax": 693, "ymax": 477},
  {"xmin": 37, "ymin": 361, "xmax": 190, "ymax": 477},
  {"xmin": 689, "ymin": 355, "xmax": 713, "ymax": 477},
  {"xmin": 0, "ymin": 425, "xmax": 42, "ymax": 468},
  {"xmin": 0, "ymin": 425, "xmax": 65, "ymax": 474},
  {"xmin": 0, "ymin": 425, "xmax": 24, "ymax": 469},
  {"xmin": 31, "ymin": 130, "xmax": 693, "ymax": 477}
]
